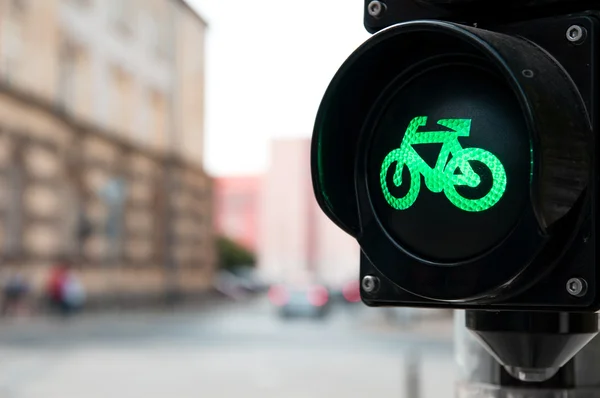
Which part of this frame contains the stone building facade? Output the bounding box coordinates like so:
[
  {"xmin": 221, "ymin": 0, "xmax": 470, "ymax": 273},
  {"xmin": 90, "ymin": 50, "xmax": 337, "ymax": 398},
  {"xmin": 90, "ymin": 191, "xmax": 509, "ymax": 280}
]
[{"xmin": 0, "ymin": 0, "xmax": 214, "ymax": 304}]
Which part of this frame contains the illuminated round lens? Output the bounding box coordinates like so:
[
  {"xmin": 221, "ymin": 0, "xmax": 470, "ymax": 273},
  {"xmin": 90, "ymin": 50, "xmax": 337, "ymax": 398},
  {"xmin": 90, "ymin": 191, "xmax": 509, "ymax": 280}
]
[{"xmin": 367, "ymin": 61, "xmax": 530, "ymax": 262}]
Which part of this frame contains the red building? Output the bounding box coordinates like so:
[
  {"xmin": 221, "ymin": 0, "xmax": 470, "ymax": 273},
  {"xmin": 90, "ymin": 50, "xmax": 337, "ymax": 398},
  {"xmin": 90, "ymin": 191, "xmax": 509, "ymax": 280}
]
[
  {"xmin": 258, "ymin": 138, "xmax": 360, "ymax": 286},
  {"xmin": 213, "ymin": 176, "xmax": 261, "ymax": 252}
]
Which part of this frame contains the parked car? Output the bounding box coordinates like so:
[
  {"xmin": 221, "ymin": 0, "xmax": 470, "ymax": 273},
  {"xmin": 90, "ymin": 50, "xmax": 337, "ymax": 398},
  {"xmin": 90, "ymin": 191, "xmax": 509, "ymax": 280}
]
[
  {"xmin": 230, "ymin": 266, "xmax": 269, "ymax": 293},
  {"xmin": 214, "ymin": 270, "xmax": 251, "ymax": 300},
  {"xmin": 342, "ymin": 280, "xmax": 361, "ymax": 304},
  {"xmin": 268, "ymin": 284, "xmax": 331, "ymax": 319}
]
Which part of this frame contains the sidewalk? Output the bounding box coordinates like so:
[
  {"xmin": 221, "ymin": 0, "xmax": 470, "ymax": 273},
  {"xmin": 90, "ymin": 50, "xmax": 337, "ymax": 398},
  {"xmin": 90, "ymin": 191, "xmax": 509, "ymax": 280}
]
[
  {"xmin": 360, "ymin": 308, "xmax": 454, "ymax": 343},
  {"xmin": 0, "ymin": 295, "xmax": 255, "ymax": 346}
]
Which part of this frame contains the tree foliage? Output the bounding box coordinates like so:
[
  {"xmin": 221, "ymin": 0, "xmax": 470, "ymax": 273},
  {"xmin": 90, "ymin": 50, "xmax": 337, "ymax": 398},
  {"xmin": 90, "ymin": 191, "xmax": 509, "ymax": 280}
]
[{"xmin": 217, "ymin": 236, "xmax": 256, "ymax": 270}]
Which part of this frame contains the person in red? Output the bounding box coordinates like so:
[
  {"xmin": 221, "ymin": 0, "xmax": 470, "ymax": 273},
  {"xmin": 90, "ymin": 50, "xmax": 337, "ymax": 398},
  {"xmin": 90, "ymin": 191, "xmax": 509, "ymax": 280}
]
[{"xmin": 46, "ymin": 259, "xmax": 69, "ymax": 315}]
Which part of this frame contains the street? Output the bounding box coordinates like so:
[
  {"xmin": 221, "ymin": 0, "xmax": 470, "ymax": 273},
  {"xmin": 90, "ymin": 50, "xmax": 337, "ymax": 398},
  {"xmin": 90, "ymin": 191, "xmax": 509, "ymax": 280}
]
[{"xmin": 0, "ymin": 297, "xmax": 455, "ymax": 398}]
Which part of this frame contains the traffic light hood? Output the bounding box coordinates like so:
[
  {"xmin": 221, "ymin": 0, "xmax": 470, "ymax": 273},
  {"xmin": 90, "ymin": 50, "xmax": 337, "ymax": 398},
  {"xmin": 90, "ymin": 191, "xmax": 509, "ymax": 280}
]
[
  {"xmin": 312, "ymin": 18, "xmax": 593, "ymax": 302},
  {"xmin": 312, "ymin": 19, "xmax": 591, "ymax": 239}
]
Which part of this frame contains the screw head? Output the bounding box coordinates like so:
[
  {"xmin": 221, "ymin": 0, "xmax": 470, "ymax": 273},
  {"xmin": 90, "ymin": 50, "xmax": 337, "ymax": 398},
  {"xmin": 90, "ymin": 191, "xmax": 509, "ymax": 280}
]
[
  {"xmin": 566, "ymin": 25, "xmax": 587, "ymax": 44},
  {"xmin": 362, "ymin": 275, "xmax": 380, "ymax": 294},
  {"xmin": 521, "ymin": 69, "xmax": 535, "ymax": 78},
  {"xmin": 567, "ymin": 278, "xmax": 588, "ymax": 297},
  {"xmin": 367, "ymin": 1, "xmax": 385, "ymax": 18}
]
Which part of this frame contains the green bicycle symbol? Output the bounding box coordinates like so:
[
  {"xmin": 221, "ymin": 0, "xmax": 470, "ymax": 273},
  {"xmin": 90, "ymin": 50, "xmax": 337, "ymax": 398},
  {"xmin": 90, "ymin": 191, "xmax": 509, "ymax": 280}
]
[{"xmin": 380, "ymin": 116, "xmax": 507, "ymax": 212}]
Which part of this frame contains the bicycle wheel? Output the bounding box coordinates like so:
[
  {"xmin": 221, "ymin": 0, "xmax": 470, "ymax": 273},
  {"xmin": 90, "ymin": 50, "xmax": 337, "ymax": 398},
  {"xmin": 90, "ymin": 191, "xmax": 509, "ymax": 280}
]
[
  {"xmin": 380, "ymin": 148, "xmax": 421, "ymax": 210},
  {"xmin": 443, "ymin": 148, "xmax": 507, "ymax": 212}
]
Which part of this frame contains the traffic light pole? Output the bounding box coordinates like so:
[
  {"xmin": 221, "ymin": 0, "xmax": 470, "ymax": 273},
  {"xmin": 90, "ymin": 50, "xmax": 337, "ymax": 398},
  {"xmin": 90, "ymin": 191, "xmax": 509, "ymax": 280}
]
[{"xmin": 454, "ymin": 310, "xmax": 600, "ymax": 397}]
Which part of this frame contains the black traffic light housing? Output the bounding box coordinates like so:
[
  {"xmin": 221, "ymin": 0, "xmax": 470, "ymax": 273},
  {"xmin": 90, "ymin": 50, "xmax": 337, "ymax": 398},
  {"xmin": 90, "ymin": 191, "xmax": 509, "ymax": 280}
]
[
  {"xmin": 311, "ymin": 0, "xmax": 600, "ymax": 382},
  {"xmin": 312, "ymin": 4, "xmax": 598, "ymax": 311},
  {"xmin": 363, "ymin": 0, "xmax": 600, "ymax": 33}
]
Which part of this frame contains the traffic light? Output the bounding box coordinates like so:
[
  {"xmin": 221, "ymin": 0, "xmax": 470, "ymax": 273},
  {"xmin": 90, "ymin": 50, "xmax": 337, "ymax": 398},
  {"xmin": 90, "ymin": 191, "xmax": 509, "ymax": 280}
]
[{"xmin": 311, "ymin": 0, "xmax": 599, "ymax": 383}]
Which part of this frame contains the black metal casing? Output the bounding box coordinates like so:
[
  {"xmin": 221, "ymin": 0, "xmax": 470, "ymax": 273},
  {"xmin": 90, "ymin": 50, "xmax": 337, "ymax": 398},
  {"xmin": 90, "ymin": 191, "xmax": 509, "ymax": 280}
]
[
  {"xmin": 364, "ymin": 0, "xmax": 600, "ymax": 33},
  {"xmin": 311, "ymin": 3, "xmax": 600, "ymax": 311}
]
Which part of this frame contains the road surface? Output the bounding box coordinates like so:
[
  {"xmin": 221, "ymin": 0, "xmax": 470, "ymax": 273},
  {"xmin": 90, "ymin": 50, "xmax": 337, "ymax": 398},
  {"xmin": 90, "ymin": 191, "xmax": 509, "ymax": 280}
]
[{"xmin": 0, "ymin": 297, "xmax": 455, "ymax": 398}]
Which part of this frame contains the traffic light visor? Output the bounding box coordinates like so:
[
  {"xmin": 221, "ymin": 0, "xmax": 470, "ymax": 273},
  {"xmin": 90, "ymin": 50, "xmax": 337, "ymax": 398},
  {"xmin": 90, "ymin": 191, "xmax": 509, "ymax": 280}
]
[{"xmin": 312, "ymin": 20, "xmax": 591, "ymax": 299}]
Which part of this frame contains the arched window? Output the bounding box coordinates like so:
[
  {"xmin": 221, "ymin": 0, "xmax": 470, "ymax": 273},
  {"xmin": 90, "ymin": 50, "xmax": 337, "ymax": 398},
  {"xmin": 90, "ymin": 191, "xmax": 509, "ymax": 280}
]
[{"xmin": 2, "ymin": 162, "xmax": 24, "ymax": 258}]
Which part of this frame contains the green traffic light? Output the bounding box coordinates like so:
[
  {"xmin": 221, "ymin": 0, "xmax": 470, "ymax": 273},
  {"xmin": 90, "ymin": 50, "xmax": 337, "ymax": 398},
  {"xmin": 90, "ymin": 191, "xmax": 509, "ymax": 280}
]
[{"xmin": 379, "ymin": 116, "xmax": 507, "ymax": 212}]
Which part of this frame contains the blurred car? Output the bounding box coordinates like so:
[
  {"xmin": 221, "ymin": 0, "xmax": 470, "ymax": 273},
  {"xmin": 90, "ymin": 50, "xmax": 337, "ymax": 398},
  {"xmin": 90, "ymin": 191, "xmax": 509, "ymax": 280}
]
[
  {"xmin": 342, "ymin": 280, "xmax": 361, "ymax": 304},
  {"xmin": 268, "ymin": 284, "xmax": 330, "ymax": 319},
  {"xmin": 230, "ymin": 266, "xmax": 269, "ymax": 293},
  {"xmin": 214, "ymin": 270, "xmax": 253, "ymax": 300},
  {"xmin": 328, "ymin": 287, "xmax": 345, "ymax": 304}
]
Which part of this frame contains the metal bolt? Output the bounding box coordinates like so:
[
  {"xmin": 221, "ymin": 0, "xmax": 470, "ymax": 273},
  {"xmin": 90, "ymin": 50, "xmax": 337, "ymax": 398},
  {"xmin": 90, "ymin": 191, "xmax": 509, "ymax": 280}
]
[
  {"xmin": 362, "ymin": 275, "xmax": 380, "ymax": 294},
  {"xmin": 566, "ymin": 25, "xmax": 587, "ymax": 44},
  {"xmin": 567, "ymin": 277, "xmax": 587, "ymax": 297},
  {"xmin": 522, "ymin": 69, "xmax": 534, "ymax": 78},
  {"xmin": 367, "ymin": 1, "xmax": 386, "ymax": 18}
]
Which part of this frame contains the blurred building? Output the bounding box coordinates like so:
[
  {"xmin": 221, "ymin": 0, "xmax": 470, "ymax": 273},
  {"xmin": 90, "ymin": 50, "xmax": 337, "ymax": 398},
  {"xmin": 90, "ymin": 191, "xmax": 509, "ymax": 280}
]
[
  {"xmin": 0, "ymin": 0, "xmax": 214, "ymax": 305},
  {"xmin": 213, "ymin": 176, "xmax": 261, "ymax": 252},
  {"xmin": 259, "ymin": 138, "xmax": 359, "ymax": 287}
]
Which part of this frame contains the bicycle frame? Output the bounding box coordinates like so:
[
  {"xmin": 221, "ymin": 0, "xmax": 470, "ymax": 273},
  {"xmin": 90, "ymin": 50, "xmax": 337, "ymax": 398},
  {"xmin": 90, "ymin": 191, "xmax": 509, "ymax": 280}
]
[{"xmin": 392, "ymin": 116, "xmax": 479, "ymax": 192}]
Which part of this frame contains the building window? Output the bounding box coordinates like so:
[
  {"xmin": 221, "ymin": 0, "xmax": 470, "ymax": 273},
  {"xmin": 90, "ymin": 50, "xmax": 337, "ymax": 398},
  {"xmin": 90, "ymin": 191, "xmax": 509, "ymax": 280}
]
[
  {"xmin": 137, "ymin": 88, "xmax": 152, "ymax": 143},
  {"xmin": 110, "ymin": 66, "xmax": 134, "ymax": 135},
  {"xmin": 68, "ymin": 0, "xmax": 91, "ymax": 7},
  {"xmin": 223, "ymin": 215, "xmax": 244, "ymax": 241},
  {"xmin": 59, "ymin": 183, "xmax": 81, "ymax": 256},
  {"xmin": 3, "ymin": 164, "xmax": 24, "ymax": 258},
  {"xmin": 148, "ymin": 11, "xmax": 171, "ymax": 59},
  {"xmin": 57, "ymin": 38, "xmax": 91, "ymax": 117},
  {"xmin": 109, "ymin": 0, "xmax": 133, "ymax": 36},
  {"xmin": 57, "ymin": 40, "xmax": 80, "ymax": 111},
  {"xmin": 10, "ymin": 0, "xmax": 28, "ymax": 14},
  {"xmin": 150, "ymin": 89, "xmax": 167, "ymax": 148},
  {"xmin": 0, "ymin": 6, "xmax": 24, "ymax": 84},
  {"xmin": 227, "ymin": 194, "xmax": 248, "ymax": 212},
  {"xmin": 98, "ymin": 176, "xmax": 127, "ymax": 263}
]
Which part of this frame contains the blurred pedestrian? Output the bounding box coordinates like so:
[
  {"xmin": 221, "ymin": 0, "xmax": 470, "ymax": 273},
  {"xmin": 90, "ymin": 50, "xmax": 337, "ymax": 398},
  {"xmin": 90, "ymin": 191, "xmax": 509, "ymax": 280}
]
[
  {"xmin": 46, "ymin": 258, "xmax": 86, "ymax": 316},
  {"xmin": 1, "ymin": 271, "xmax": 30, "ymax": 317},
  {"xmin": 62, "ymin": 268, "xmax": 86, "ymax": 314},
  {"xmin": 46, "ymin": 260, "xmax": 67, "ymax": 314}
]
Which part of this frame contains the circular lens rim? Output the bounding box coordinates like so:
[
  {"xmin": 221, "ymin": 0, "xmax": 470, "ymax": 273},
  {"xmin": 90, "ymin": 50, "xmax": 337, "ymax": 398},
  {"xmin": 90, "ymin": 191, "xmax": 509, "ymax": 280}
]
[{"xmin": 363, "ymin": 53, "xmax": 528, "ymax": 265}]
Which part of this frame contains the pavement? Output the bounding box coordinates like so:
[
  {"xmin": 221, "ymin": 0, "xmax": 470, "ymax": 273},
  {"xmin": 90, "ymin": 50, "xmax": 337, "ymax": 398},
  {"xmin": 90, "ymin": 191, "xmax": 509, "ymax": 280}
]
[
  {"xmin": 360, "ymin": 307, "xmax": 454, "ymax": 341},
  {"xmin": 0, "ymin": 296, "xmax": 456, "ymax": 398}
]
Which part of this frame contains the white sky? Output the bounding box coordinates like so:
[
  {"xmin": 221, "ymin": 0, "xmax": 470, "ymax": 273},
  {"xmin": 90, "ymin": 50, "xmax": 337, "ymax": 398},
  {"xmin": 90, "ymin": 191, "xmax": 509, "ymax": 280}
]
[{"xmin": 188, "ymin": 0, "xmax": 370, "ymax": 176}]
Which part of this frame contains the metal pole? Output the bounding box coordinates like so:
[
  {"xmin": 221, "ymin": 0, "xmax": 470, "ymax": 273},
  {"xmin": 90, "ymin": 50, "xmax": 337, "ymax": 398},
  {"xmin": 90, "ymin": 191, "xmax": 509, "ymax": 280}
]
[
  {"xmin": 405, "ymin": 350, "xmax": 421, "ymax": 398},
  {"xmin": 454, "ymin": 310, "xmax": 600, "ymax": 398},
  {"xmin": 164, "ymin": 1, "xmax": 180, "ymax": 306},
  {"xmin": 164, "ymin": 158, "xmax": 179, "ymax": 306}
]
